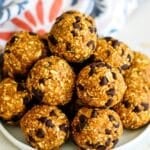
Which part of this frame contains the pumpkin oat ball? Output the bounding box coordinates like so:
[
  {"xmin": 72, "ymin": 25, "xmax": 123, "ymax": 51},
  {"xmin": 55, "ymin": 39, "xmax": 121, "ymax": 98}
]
[
  {"xmin": 26, "ymin": 56, "xmax": 75, "ymax": 106},
  {"xmin": 3, "ymin": 31, "xmax": 46, "ymax": 78},
  {"xmin": 113, "ymin": 52, "xmax": 150, "ymax": 129},
  {"xmin": 76, "ymin": 62, "xmax": 127, "ymax": 108},
  {"xmin": 71, "ymin": 107, "xmax": 123, "ymax": 150},
  {"xmin": 92, "ymin": 37, "xmax": 134, "ymax": 74},
  {"xmin": 0, "ymin": 78, "xmax": 30, "ymax": 124},
  {"xmin": 20, "ymin": 105, "xmax": 69, "ymax": 150},
  {"xmin": 48, "ymin": 10, "xmax": 97, "ymax": 63}
]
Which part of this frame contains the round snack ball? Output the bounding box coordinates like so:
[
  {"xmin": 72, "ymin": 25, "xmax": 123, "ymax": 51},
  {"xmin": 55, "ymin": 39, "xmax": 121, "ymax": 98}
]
[
  {"xmin": 3, "ymin": 31, "xmax": 46, "ymax": 78},
  {"xmin": 0, "ymin": 78, "xmax": 30, "ymax": 124},
  {"xmin": 126, "ymin": 52, "xmax": 150, "ymax": 87},
  {"xmin": 20, "ymin": 105, "xmax": 69, "ymax": 150},
  {"xmin": 48, "ymin": 10, "xmax": 97, "ymax": 63},
  {"xmin": 71, "ymin": 107, "xmax": 123, "ymax": 150},
  {"xmin": 76, "ymin": 62, "xmax": 127, "ymax": 108},
  {"xmin": 26, "ymin": 56, "xmax": 75, "ymax": 106},
  {"xmin": 113, "ymin": 52, "xmax": 150, "ymax": 129},
  {"xmin": 92, "ymin": 37, "xmax": 134, "ymax": 74},
  {"xmin": 113, "ymin": 88, "xmax": 150, "ymax": 129}
]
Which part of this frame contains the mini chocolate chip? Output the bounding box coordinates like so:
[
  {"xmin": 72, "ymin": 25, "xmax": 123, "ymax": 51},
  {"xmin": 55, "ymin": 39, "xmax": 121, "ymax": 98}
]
[
  {"xmin": 118, "ymin": 67, "xmax": 122, "ymax": 73},
  {"xmin": 91, "ymin": 110, "xmax": 98, "ymax": 118},
  {"xmin": 112, "ymin": 72, "xmax": 117, "ymax": 80},
  {"xmin": 49, "ymin": 110, "xmax": 57, "ymax": 116},
  {"xmin": 88, "ymin": 27, "xmax": 96, "ymax": 33},
  {"xmin": 121, "ymin": 64, "xmax": 129, "ymax": 70},
  {"xmin": 39, "ymin": 78, "xmax": 45, "ymax": 84},
  {"xmin": 123, "ymin": 100, "xmax": 131, "ymax": 108},
  {"xmin": 5, "ymin": 49, "xmax": 11, "ymax": 53},
  {"xmin": 9, "ymin": 36, "xmax": 17, "ymax": 44},
  {"xmin": 79, "ymin": 115, "xmax": 87, "ymax": 123},
  {"xmin": 104, "ymin": 37, "xmax": 113, "ymax": 41},
  {"xmin": 127, "ymin": 54, "xmax": 132, "ymax": 62},
  {"xmin": 48, "ymin": 35, "xmax": 58, "ymax": 45},
  {"xmin": 23, "ymin": 96, "xmax": 30, "ymax": 106},
  {"xmin": 121, "ymin": 49, "xmax": 125, "ymax": 56},
  {"xmin": 113, "ymin": 122, "xmax": 119, "ymax": 128},
  {"xmin": 133, "ymin": 106, "xmax": 141, "ymax": 113},
  {"xmin": 36, "ymin": 128, "xmax": 45, "ymax": 138},
  {"xmin": 105, "ymin": 99, "xmax": 113, "ymax": 107},
  {"xmin": 141, "ymin": 102, "xmax": 149, "ymax": 111},
  {"xmin": 71, "ymin": 30, "xmax": 78, "ymax": 36},
  {"xmin": 55, "ymin": 16, "xmax": 63, "ymax": 24},
  {"xmin": 32, "ymin": 88, "xmax": 43, "ymax": 103},
  {"xmin": 89, "ymin": 67, "xmax": 96, "ymax": 76},
  {"xmin": 65, "ymin": 11, "xmax": 75, "ymax": 14},
  {"xmin": 29, "ymin": 32, "xmax": 36, "ymax": 35},
  {"xmin": 111, "ymin": 40, "xmax": 120, "ymax": 47},
  {"xmin": 87, "ymin": 40, "xmax": 95, "ymax": 50},
  {"xmin": 38, "ymin": 117, "xmax": 47, "ymax": 123},
  {"xmin": 100, "ymin": 76, "xmax": 109, "ymax": 86},
  {"xmin": 105, "ymin": 50, "xmax": 111, "ymax": 57},
  {"xmin": 106, "ymin": 88, "xmax": 115, "ymax": 97},
  {"xmin": 96, "ymin": 145, "xmax": 106, "ymax": 150},
  {"xmin": 45, "ymin": 119, "xmax": 54, "ymax": 128},
  {"xmin": 75, "ymin": 16, "xmax": 81, "ymax": 22},
  {"xmin": 59, "ymin": 124, "xmax": 68, "ymax": 132},
  {"xmin": 72, "ymin": 22, "xmax": 81, "ymax": 30},
  {"xmin": 85, "ymin": 17, "xmax": 93, "ymax": 24},
  {"xmin": 90, "ymin": 62, "xmax": 106, "ymax": 69},
  {"xmin": 28, "ymin": 135, "xmax": 35, "ymax": 142},
  {"xmin": 105, "ymin": 129, "xmax": 111, "ymax": 134},
  {"xmin": 105, "ymin": 138, "xmax": 111, "ymax": 146},
  {"xmin": 66, "ymin": 42, "xmax": 71, "ymax": 51},
  {"xmin": 112, "ymin": 139, "xmax": 118, "ymax": 147},
  {"xmin": 77, "ymin": 84, "xmax": 84, "ymax": 91},
  {"xmin": 86, "ymin": 141, "xmax": 101, "ymax": 149},
  {"xmin": 78, "ymin": 115, "xmax": 87, "ymax": 130},
  {"xmin": 108, "ymin": 115, "xmax": 116, "ymax": 121}
]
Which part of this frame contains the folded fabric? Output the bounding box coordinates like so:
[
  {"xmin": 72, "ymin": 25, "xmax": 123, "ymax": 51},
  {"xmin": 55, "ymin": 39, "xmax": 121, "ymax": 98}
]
[{"xmin": 0, "ymin": 0, "xmax": 145, "ymax": 47}]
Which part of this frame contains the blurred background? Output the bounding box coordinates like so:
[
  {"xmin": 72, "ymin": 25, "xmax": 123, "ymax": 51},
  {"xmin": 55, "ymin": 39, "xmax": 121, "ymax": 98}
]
[{"xmin": 0, "ymin": 0, "xmax": 147, "ymax": 47}]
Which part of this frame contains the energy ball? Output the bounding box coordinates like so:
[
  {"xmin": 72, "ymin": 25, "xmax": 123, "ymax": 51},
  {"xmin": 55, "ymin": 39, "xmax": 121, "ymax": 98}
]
[
  {"xmin": 48, "ymin": 10, "xmax": 97, "ymax": 63},
  {"xmin": 20, "ymin": 105, "xmax": 69, "ymax": 150},
  {"xmin": 71, "ymin": 107, "xmax": 123, "ymax": 150},
  {"xmin": 126, "ymin": 52, "xmax": 150, "ymax": 87},
  {"xmin": 113, "ymin": 52, "xmax": 150, "ymax": 129},
  {"xmin": 0, "ymin": 78, "xmax": 30, "ymax": 124},
  {"xmin": 3, "ymin": 31, "xmax": 46, "ymax": 78},
  {"xmin": 92, "ymin": 37, "xmax": 134, "ymax": 74},
  {"xmin": 26, "ymin": 56, "xmax": 75, "ymax": 106},
  {"xmin": 76, "ymin": 62, "xmax": 127, "ymax": 108}
]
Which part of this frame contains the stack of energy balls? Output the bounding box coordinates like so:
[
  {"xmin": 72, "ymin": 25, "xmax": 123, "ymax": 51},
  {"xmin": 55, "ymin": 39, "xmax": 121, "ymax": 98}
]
[{"xmin": 0, "ymin": 10, "xmax": 150, "ymax": 150}]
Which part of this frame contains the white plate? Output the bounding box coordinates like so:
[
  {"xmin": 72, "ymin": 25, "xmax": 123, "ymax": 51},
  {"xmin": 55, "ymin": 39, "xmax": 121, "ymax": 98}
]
[{"xmin": 0, "ymin": 121, "xmax": 149, "ymax": 150}]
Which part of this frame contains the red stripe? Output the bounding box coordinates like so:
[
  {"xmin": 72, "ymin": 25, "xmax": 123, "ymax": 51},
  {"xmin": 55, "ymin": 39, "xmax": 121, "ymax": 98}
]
[
  {"xmin": 49, "ymin": 0, "xmax": 62, "ymax": 22},
  {"xmin": 11, "ymin": 18, "xmax": 32, "ymax": 31},
  {"xmin": 0, "ymin": 32, "xmax": 13, "ymax": 41},
  {"xmin": 24, "ymin": 11, "xmax": 36, "ymax": 26},
  {"xmin": 36, "ymin": 0, "xmax": 44, "ymax": 24}
]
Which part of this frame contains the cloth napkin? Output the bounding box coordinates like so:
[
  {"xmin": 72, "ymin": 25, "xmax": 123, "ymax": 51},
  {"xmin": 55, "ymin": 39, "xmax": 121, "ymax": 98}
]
[{"xmin": 0, "ymin": 0, "xmax": 145, "ymax": 47}]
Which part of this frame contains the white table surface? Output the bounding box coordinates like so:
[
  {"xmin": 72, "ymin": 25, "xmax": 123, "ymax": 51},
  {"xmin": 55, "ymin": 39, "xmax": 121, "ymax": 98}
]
[{"xmin": 0, "ymin": 1, "xmax": 150, "ymax": 150}]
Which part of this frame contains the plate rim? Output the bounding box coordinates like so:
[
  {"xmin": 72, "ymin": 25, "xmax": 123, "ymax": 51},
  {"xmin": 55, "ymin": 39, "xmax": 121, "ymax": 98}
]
[{"xmin": 0, "ymin": 122, "xmax": 149, "ymax": 150}]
